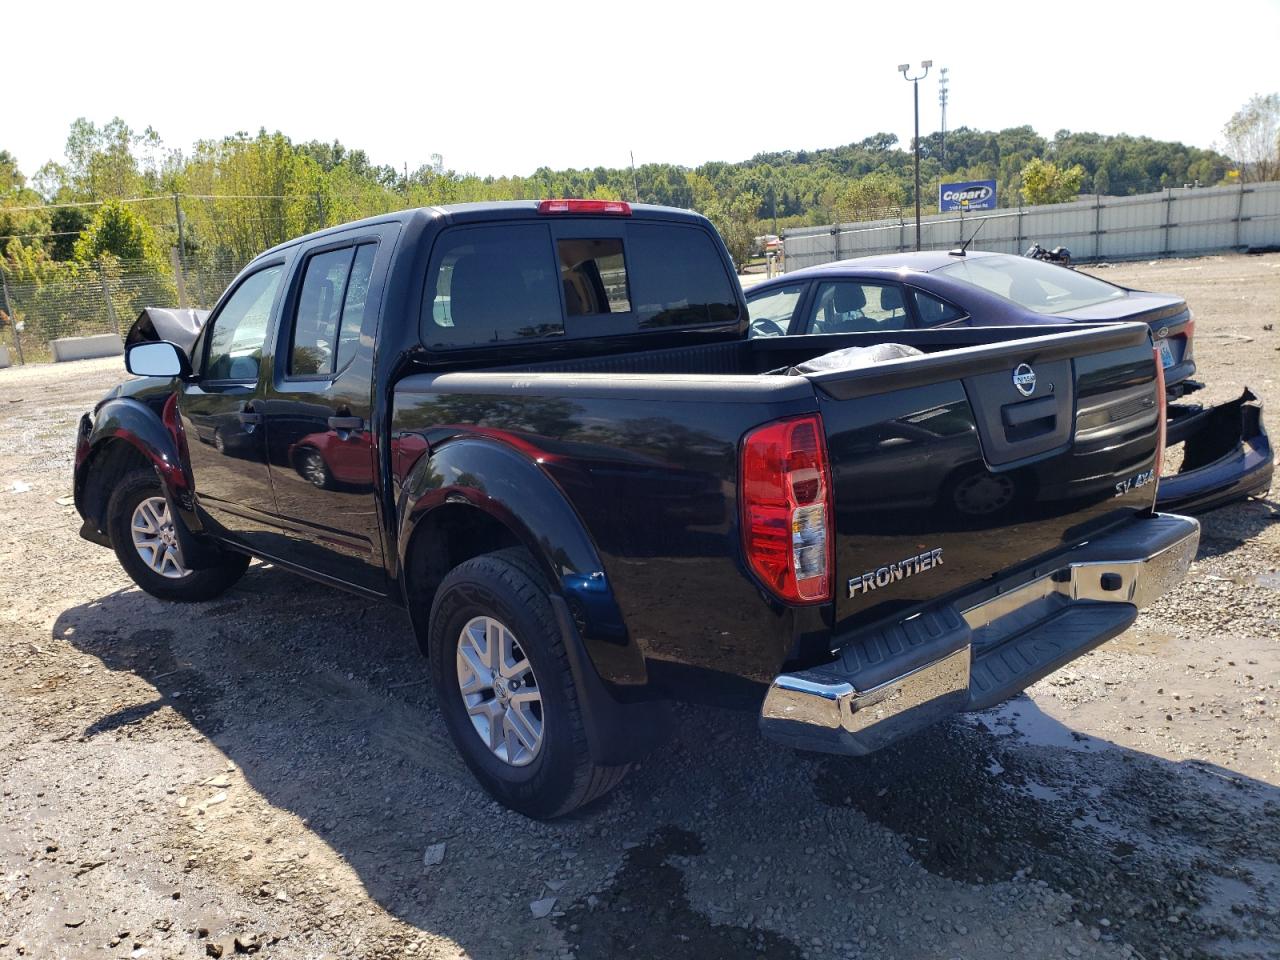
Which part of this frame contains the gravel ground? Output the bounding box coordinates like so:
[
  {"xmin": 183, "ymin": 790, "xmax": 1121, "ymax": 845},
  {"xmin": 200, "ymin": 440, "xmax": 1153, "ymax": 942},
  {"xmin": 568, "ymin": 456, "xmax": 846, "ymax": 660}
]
[{"xmin": 1, "ymin": 253, "xmax": 1278, "ymax": 960}]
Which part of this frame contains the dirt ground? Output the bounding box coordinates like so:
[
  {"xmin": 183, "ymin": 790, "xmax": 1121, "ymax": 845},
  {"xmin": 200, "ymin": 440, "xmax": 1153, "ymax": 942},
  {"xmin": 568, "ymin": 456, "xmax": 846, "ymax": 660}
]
[{"xmin": 1, "ymin": 253, "xmax": 1278, "ymax": 960}]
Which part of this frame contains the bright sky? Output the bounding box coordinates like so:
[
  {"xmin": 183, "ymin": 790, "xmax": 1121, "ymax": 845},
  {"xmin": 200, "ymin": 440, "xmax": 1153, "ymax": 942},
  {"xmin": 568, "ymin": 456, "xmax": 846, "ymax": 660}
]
[{"xmin": 8, "ymin": 0, "xmax": 1280, "ymax": 182}]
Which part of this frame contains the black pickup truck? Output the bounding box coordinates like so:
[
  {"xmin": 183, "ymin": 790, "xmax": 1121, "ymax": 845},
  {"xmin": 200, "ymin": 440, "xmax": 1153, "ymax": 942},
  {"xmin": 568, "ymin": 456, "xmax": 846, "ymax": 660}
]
[{"xmin": 75, "ymin": 200, "xmax": 1200, "ymax": 818}]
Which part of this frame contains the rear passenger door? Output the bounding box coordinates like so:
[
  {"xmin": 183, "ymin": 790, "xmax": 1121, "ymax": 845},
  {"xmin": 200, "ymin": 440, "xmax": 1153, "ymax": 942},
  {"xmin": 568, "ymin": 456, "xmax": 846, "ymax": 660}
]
[
  {"xmin": 260, "ymin": 226, "xmax": 396, "ymax": 594},
  {"xmin": 803, "ymin": 281, "xmax": 909, "ymax": 334}
]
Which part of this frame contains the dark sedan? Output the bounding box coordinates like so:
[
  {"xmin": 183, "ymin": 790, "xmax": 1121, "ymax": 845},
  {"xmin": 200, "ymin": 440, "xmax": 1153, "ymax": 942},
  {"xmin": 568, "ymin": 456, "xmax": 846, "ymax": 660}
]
[
  {"xmin": 745, "ymin": 251, "xmax": 1271, "ymax": 514},
  {"xmin": 746, "ymin": 250, "xmax": 1200, "ymax": 393}
]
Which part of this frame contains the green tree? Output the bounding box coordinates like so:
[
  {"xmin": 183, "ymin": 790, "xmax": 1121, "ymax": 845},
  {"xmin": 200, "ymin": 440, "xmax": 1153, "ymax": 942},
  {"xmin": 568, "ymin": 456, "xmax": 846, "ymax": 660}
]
[
  {"xmin": 1020, "ymin": 158, "xmax": 1086, "ymax": 205},
  {"xmin": 48, "ymin": 206, "xmax": 90, "ymax": 260},
  {"xmin": 73, "ymin": 199, "xmax": 162, "ymax": 262},
  {"xmin": 835, "ymin": 172, "xmax": 906, "ymax": 222},
  {"xmin": 1222, "ymin": 93, "xmax": 1280, "ymax": 183},
  {"xmin": 701, "ymin": 191, "xmax": 759, "ymax": 270}
]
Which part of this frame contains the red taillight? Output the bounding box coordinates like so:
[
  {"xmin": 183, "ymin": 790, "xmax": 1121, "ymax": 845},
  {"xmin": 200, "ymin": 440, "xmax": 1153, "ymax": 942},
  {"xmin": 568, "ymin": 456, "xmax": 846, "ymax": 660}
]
[
  {"xmin": 1181, "ymin": 316, "xmax": 1195, "ymax": 363},
  {"xmin": 537, "ymin": 199, "xmax": 632, "ymax": 216},
  {"xmin": 740, "ymin": 415, "xmax": 833, "ymax": 604},
  {"xmin": 1153, "ymin": 346, "xmax": 1167, "ymax": 492}
]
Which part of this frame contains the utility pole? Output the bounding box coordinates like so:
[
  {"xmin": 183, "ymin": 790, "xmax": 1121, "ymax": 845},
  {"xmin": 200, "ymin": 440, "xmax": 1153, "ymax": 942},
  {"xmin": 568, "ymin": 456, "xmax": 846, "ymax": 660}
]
[
  {"xmin": 630, "ymin": 151, "xmax": 641, "ymax": 203},
  {"xmin": 173, "ymin": 192, "xmax": 185, "ymax": 254},
  {"xmin": 938, "ymin": 67, "xmax": 949, "ymax": 166},
  {"xmin": 172, "ymin": 192, "xmax": 188, "ymax": 308},
  {"xmin": 899, "ymin": 60, "xmax": 932, "ymax": 251}
]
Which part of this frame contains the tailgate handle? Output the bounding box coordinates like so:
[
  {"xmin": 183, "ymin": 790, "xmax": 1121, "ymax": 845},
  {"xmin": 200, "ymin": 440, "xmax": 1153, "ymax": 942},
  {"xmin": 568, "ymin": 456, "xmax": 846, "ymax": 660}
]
[{"xmin": 1002, "ymin": 396, "xmax": 1057, "ymax": 428}]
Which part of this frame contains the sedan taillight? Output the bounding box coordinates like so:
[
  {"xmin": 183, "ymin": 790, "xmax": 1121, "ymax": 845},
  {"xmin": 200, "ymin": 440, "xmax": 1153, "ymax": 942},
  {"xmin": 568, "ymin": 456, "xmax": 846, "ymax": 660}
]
[{"xmin": 740, "ymin": 415, "xmax": 833, "ymax": 603}]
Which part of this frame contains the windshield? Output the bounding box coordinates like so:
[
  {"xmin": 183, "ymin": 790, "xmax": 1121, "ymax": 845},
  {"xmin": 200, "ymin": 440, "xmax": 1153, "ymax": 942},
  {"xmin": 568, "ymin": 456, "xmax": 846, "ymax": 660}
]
[{"xmin": 937, "ymin": 256, "xmax": 1126, "ymax": 314}]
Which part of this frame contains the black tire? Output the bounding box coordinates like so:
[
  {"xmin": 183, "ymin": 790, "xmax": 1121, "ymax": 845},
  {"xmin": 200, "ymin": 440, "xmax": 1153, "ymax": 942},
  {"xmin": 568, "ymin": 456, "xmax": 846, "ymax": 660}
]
[
  {"xmin": 107, "ymin": 469, "xmax": 250, "ymax": 602},
  {"xmin": 427, "ymin": 548, "xmax": 631, "ymax": 819}
]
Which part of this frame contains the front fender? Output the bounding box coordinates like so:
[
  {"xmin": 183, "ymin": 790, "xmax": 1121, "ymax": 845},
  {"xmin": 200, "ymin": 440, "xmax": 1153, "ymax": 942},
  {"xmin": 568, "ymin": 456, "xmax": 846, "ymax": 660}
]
[
  {"xmin": 77, "ymin": 396, "xmax": 182, "ymax": 494},
  {"xmin": 397, "ymin": 436, "xmax": 645, "ymax": 687},
  {"xmin": 76, "ymin": 395, "xmax": 206, "ymax": 542}
]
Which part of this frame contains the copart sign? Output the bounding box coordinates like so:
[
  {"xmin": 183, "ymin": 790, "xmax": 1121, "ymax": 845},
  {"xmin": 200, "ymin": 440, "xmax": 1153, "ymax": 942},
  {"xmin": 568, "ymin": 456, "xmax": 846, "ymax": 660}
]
[{"xmin": 939, "ymin": 180, "xmax": 996, "ymax": 211}]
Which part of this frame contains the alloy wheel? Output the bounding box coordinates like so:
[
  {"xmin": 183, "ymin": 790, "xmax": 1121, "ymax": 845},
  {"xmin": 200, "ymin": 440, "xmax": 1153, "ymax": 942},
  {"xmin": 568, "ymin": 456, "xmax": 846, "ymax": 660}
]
[
  {"xmin": 455, "ymin": 615, "xmax": 544, "ymax": 766},
  {"xmin": 130, "ymin": 495, "xmax": 191, "ymax": 579}
]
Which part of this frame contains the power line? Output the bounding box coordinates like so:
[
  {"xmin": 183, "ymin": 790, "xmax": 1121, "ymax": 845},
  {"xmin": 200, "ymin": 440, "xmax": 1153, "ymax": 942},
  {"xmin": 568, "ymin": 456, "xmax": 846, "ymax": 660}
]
[{"xmin": 1, "ymin": 191, "xmax": 406, "ymax": 213}]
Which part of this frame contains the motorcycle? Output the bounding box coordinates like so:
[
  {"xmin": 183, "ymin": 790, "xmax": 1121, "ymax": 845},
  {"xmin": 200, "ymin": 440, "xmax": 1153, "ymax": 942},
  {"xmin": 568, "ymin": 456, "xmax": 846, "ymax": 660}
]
[{"xmin": 1024, "ymin": 242, "xmax": 1072, "ymax": 267}]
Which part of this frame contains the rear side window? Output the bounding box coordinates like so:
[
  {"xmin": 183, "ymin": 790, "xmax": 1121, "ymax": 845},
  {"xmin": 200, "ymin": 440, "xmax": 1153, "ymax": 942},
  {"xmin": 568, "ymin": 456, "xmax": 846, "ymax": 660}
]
[
  {"xmin": 425, "ymin": 224, "xmax": 563, "ymax": 348},
  {"xmin": 807, "ymin": 281, "xmax": 907, "ymax": 333},
  {"xmin": 911, "ymin": 288, "xmax": 967, "ymax": 326},
  {"xmin": 627, "ymin": 224, "xmax": 738, "ymax": 329},
  {"xmin": 290, "ymin": 242, "xmax": 378, "ymax": 376}
]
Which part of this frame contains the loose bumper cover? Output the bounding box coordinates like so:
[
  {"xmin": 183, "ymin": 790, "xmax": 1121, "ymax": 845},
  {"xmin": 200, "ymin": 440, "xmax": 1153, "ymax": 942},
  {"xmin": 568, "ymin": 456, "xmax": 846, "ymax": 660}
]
[{"xmin": 1156, "ymin": 388, "xmax": 1272, "ymax": 514}]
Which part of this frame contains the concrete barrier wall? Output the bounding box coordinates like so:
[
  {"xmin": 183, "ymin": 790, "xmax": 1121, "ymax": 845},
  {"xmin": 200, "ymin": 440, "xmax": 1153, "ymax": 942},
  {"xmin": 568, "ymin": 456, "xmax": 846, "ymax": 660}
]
[{"xmin": 49, "ymin": 334, "xmax": 123, "ymax": 363}]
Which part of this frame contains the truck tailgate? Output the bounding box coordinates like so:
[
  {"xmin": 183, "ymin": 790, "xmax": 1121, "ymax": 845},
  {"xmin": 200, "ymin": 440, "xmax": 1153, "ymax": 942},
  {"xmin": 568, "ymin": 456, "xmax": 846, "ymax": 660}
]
[{"xmin": 809, "ymin": 323, "xmax": 1163, "ymax": 632}]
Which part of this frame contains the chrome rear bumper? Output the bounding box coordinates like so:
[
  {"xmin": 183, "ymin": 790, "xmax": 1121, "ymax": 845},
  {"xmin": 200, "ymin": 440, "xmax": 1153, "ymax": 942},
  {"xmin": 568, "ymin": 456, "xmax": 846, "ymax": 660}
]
[{"xmin": 759, "ymin": 513, "xmax": 1200, "ymax": 755}]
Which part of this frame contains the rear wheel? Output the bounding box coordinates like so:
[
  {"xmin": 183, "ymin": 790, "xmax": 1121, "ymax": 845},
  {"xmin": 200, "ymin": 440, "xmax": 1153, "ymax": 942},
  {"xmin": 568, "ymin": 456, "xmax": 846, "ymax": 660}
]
[
  {"xmin": 107, "ymin": 469, "xmax": 249, "ymax": 602},
  {"xmin": 427, "ymin": 549, "xmax": 631, "ymax": 818}
]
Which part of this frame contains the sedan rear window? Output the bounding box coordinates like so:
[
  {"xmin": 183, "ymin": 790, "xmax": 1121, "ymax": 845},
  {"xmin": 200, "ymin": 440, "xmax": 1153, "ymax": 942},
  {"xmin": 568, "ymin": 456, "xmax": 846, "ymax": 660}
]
[{"xmin": 937, "ymin": 256, "xmax": 1125, "ymax": 314}]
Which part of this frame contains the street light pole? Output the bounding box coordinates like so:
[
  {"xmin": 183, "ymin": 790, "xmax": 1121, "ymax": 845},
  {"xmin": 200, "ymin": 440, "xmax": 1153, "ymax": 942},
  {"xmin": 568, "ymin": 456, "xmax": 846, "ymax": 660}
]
[{"xmin": 899, "ymin": 60, "xmax": 932, "ymax": 251}]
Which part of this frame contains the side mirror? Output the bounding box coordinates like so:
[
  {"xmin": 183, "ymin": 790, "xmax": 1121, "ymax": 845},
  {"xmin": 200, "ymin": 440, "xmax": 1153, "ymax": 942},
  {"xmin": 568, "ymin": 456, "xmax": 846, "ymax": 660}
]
[{"xmin": 125, "ymin": 340, "xmax": 192, "ymax": 379}]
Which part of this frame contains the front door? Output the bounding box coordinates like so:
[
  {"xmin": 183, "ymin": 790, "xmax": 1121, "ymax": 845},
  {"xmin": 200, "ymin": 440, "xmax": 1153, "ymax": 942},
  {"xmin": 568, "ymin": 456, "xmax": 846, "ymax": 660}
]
[
  {"xmin": 181, "ymin": 262, "xmax": 286, "ymax": 547},
  {"xmin": 261, "ymin": 237, "xmax": 388, "ymax": 593}
]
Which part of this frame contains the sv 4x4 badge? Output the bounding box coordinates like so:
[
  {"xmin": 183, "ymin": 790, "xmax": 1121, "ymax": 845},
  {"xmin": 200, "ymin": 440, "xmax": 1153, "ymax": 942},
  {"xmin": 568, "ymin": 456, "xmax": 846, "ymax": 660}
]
[{"xmin": 848, "ymin": 548, "xmax": 944, "ymax": 598}]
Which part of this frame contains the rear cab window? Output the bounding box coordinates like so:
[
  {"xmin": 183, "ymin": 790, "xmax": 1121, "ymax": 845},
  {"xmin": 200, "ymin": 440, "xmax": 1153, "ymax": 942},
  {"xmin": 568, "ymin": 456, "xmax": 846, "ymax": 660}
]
[{"xmin": 420, "ymin": 217, "xmax": 740, "ymax": 350}]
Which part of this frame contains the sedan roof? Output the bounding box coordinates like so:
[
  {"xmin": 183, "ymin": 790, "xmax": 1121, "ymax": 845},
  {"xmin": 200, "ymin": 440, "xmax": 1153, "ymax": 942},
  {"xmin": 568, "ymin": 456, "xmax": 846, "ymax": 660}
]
[{"xmin": 784, "ymin": 249, "xmax": 1006, "ymax": 279}]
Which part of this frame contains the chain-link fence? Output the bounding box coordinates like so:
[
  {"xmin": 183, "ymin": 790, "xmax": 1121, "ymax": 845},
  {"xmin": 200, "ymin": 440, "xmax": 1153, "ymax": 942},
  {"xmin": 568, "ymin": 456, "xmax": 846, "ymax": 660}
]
[{"xmin": 0, "ymin": 252, "xmax": 246, "ymax": 364}]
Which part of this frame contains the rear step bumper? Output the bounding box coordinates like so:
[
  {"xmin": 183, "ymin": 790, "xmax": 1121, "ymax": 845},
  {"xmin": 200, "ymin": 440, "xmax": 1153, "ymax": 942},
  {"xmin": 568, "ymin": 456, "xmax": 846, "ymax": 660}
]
[{"xmin": 759, "ymin": 513, "xmax": 1200, "ymax": 755}]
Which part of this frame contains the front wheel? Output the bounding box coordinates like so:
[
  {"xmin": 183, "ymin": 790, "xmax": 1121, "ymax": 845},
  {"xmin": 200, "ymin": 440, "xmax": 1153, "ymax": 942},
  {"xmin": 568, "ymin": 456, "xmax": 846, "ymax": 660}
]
[
  {"xmin": 107, "ymin": 469, "xmax": 250, "ymax": 602},
  {"xmin": 427, "ymin": 549, "xmax": 631, "ymax": 819}
]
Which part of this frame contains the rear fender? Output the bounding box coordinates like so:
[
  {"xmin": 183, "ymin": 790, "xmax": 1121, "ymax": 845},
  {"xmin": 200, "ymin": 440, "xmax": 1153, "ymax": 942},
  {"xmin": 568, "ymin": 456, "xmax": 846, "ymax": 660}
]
[
  {"xmin": 397, "ymin": 436, "xmax": 667, "ymax": 765},
  {"xmin": 397, "ymin": 436, "xmax": 643, "ymax": 685}
]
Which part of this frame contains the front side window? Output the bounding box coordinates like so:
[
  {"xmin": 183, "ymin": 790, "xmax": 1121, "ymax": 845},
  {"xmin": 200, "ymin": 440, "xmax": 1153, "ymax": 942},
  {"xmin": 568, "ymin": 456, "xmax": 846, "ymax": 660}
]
[
  {"xmin": 289, "ymin": 243, "xmax": 378, "ymax": 376},
  {"xmin": 807, "ymin": 281, "xmax": 907, "ymax": 333},
  {"xmin": 205, "ymin": 265, "xmax": 284, "ymax": 381},
  {"xmin": 626, "ymin": 224, "xmax": 739, "ymax": 329},
  {"xmin": 911, "ymin": 288, "xmax": 967, "ymax": 326},
  {"xmin": 746, "ymin": 283, "xmax": 805, "ymax": 338},
  {"xmin": 557, "ymin": 238, "xmax": 630, "ymax": 315},
  {"xmin": 424, "ymin": 224, "xmax": 563, "ymax": 348},
  {"xmin": 936, "ymin": 256, "xmax": 1125, "ymax": 314}
]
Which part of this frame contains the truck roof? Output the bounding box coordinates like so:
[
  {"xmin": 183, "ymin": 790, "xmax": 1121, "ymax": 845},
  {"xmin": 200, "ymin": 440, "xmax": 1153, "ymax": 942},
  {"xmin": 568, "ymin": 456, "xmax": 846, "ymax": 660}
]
[{"xmin": 251, "ymin": 200, "xmax": 709, "ymax": 262}]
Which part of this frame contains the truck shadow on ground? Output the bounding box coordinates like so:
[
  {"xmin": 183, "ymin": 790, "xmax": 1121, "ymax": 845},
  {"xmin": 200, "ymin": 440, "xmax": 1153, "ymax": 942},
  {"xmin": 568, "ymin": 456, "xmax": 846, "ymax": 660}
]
[{"xmin": 54, "ymin": 558, "xmax": 1280, "ymax": 960}]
